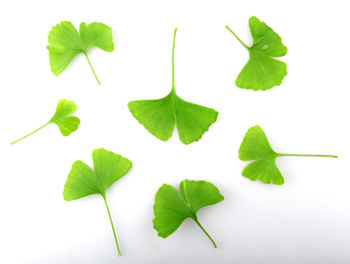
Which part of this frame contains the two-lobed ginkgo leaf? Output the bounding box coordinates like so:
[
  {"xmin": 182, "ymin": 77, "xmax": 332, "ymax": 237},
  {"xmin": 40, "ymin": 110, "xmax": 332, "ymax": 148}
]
[
  {"xmin": 11, "ymin": 99, "xmax": 80, "ymax": 144},
  {"xmin": 239, "ymin": 125, "xmax": 338, "ymax": 185},
  {"xmin": 226, "ymin": 16, "xmax": 287, "ymax": 91},
  {"xmin": 153, "ymin": 180, "xmax": 224, "ymax": 248},
  {"xmin": 47, "ymin": 21, "xmax": 114, "ymax": 85},
  {"xmin": 129, "ymin": 93, "xmax": 218, "ymax": 145},
  {"xmin": 63, "ymin": 148, "xmax": 132, "ymax": 256},
  {"xmin": 128, "ymin": 28, "xmax": 218, "ymax": 145}
]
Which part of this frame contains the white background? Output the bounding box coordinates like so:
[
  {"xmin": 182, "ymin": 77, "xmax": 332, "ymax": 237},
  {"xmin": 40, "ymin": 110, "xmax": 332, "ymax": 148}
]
[{"xmin": 1, "ymin": 0, "xmax": 349, "ymax": 263}]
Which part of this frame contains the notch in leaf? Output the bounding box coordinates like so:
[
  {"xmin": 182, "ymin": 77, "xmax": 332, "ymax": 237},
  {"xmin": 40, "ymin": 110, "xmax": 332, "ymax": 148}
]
[
  {"xmin": 128, "ymin": 28, "xmax": 218, "ymax": 144},
  {"xmin": 225, "ymin": 16, "xmax": 287, "ymax": 91},
  {"xmin": 47, "ymin": 21, "xmax": 114, "ymax": 85},
  {"xmin": 239, "ymin": 125, "xmax": 338, "ymax": 185},
  {"xmin": 63, "ymin": 148, "xmax": 132, "ymax": 256},
  {"xmin": 153, "ymin": 180, "xmax": 224, "ymax": 248},
  {"xmin": 11, "ymin": 99, "xmax": 80, "ymax": 144}
]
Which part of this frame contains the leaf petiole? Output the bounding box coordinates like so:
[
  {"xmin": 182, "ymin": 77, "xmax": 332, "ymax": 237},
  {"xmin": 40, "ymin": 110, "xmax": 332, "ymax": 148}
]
[
  {"xmin": 277, "ymin": 153, "xmax": 338, "ymax": 158},
  {"xmin": 103, "ymin": 195, "xmax": 121, "ymax": 256},
  {"xmin": 171, "ymin": 28, "xmax": 177, "ymax": 93},
  {"xmin": 225, "ymin": 25, "xmax": 249, "ymax": 50},
  {"xmin": 193, "ymin": 217, "xmax": 217, "ymax": 248},
  {"xmin": 11, "ymin": 122, "xmax": 50, "ymax": 145},
  {"xmin": 84, "ymin": 52, "xmax": 101, "ymax": 85}
]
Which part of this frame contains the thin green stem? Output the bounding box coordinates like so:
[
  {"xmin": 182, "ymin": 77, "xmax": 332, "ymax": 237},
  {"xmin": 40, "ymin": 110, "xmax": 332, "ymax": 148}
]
[
  {"xmin": 278, "ymin": 153, "xmax": 338, "ymax": 158},
  {"xmin": 193, "ymin": 217, "xmax": 217, "ymax": 248},
  {"xmin": 171, "ymin": 28, "xmax": 177, "ymax": 93},
  {"xmin": 11, "ymin": 122, "xmax": 49, "ymax": 145},
  {"xmin": 84, "ymin": 53, "xmax": 101, "ymax": 85},
  {"xmin": 103, "ymin": 195, "xmax": 121, "ymax": 256},
  {"xmin": 225, "ymin": 25, "xmax": 249, "ymax": 50}
]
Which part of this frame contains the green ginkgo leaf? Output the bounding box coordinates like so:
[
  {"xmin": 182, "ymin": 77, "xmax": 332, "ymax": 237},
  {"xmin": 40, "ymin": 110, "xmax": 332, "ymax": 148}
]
[
  {"xmin": 63, "ymin": 148, "xmax": 132, "ymax": 256},
  {"xmin": 128, "ymin": 28, "xmax": 218, "ymax": 144},
  {"xmin": 225, "ymin": 16, "xmax": 287, "ymax": 91},
  {"xmin": 153, "ymin": 179, "xmax": 224, "ymax": 248},
  {"xmin": 11, "ymin": 99, "xmax": 80, "ymax": 144},
  {"xmin": 239, "ymin": 125, "xmax": 338, "ymax": 185},
  {"xmin": 47, "ymin": 21, "xmax": 114, "ymax": 85}
]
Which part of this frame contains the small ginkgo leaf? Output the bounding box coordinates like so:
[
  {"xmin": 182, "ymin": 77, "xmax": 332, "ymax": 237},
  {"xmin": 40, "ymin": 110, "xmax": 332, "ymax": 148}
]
[
  {"xmin": 128, "ymin": 28, "xmax": 218, "ymax": 145},
  {"xmin": 153, "ymin": 179, "xmax": 224, "ymax": 248},
  {"xmin": 63, "ymin": 148, "xmax": 132, "ymax": 256},
  {"xmin": 238, "ymin": 125, "xmax": 338, "ymax": 185},
  {"xmin": 11, "ymin": 99, "xmax": 80, "ymax": 145},
  {"xmin": 47, "ymin": 21, "xmax": 114, "ymax": 85},
  {"xmin": 226, "ymin": 16, "xmax": 287, "ymax": 91},
  {"xmin": 49, "ymin": 99, "xmax": 80, "ymax": 136}
]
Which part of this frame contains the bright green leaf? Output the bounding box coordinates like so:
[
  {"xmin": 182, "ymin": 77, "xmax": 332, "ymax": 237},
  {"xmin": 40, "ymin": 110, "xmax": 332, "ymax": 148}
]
[
  {"xmin": 49, "ymin": 99, "xmax": 80, "ymax": 136},
  {"xmin": 153, "ymin": 184, "xmax": 192, "ymax": 238},
  {"xmin": 11, "ymin": 99, "xmax": 80, "ymax": 144},
  {"xmin": 128, "ymin": 28, "xmax": 218, "ymax": 144},
  {"xmin": 63, "ymin": 148, "xmax": 132, "ymax": 256},
  {"xmin": 47, "ymin": 21, "xmax": 114, "ymax": 85},
  {"xmin": 63, "ymin": 161, "xmax": 99, "ymax": 200},
  {"xmin": 128, "ymin": 94, "xmax": 175, "ymax": 142},
  {"xmin": 239, "ymin": 125, "xmax": 338, "ymax": 185},
  {"xmin": 153, "ymin": 179, "xmax": 224, "ymax": 248},
  {"xmin": 79, "ymin": 22, "xmax": 114, "ymax": 52},
  {"xmin": 226, "ymin": 16, "xmax": 287, "ymax": 91}
]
